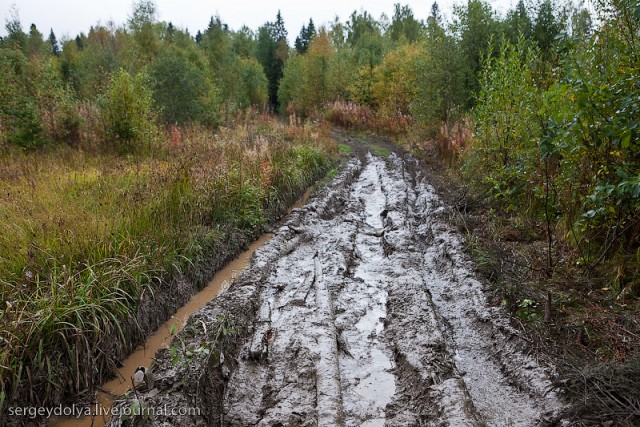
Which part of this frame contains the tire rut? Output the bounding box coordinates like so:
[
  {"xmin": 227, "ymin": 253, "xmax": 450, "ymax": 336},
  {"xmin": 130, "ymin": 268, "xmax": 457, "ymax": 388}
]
[{"xmin": 109, "ymin": 145, "xmax": 566, "ymax": 427}]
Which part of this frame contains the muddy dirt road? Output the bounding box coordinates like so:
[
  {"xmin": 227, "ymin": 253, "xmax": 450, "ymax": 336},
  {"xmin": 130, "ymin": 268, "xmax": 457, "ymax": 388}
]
[{"xmin": 110, "ymin": 138, "xmax": 564, "ymax": 427}]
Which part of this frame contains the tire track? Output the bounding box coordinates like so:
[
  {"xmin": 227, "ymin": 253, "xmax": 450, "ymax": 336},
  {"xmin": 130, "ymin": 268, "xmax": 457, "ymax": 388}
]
[{"xmin": 109, "ymin": 143, "xmax": 566, "ymax": 427}]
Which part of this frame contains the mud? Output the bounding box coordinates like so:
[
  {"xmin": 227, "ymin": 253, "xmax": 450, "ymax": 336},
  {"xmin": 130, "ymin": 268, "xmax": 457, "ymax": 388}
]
[{"xmin": 109, "ymin": 136, "xmax": 566, "ymax": 426}]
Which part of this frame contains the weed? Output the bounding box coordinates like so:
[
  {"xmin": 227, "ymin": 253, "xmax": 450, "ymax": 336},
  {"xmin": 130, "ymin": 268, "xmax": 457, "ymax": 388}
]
[{"xmin": 325, "ymin": 168, "xmax": 340, "ymax": 180}]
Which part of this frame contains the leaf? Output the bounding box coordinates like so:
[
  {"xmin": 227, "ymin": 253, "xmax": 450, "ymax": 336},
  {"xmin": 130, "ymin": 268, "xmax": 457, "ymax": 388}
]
[
  {"xmin": 583, "ymin": 209, "xmax": 597, "ymax": 218},
  {"xmin": 621, "ymin": 133, "xmax": 631, "ymax": 149}
]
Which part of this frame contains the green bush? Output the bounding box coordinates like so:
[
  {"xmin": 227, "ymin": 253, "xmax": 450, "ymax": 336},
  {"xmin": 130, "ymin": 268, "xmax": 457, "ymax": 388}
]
[
  {"xmin": 100, "ymin": 68, "xmax": 158, "ymax": 153},
  {"xmin": 149, "ymin": 47, "xmax": 222, "ymax": 126},
  {"xmin": 463, "ymin": 37, "xmax": 544, "ymax": 212},
  {"xmin": 0, "ymin": 49, "xmax": 44, "ymax": 148}
]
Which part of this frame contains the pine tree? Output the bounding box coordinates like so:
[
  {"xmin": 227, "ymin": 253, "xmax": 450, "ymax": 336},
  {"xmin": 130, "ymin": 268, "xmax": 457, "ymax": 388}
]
[
  {"xmin": 295, "ymin": 25, "xmax": 307, "ymax": 53},
  {"xmin": 389, "ymin": 4, "xmax": 422, "ymax": 42},
  {"xmin": 75, "ymin": 35, "xmax": 84, "ymax": 50}
]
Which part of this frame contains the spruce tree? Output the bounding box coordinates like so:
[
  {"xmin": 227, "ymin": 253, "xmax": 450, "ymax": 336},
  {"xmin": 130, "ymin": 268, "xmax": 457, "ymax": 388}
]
[{"xmin": 48, "ymin": 29, "xmax": 60, "ymax": 56}]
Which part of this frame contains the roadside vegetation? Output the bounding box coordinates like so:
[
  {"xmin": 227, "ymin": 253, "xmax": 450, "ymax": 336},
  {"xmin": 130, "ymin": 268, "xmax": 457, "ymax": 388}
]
[
  {"xmin": 1, "ymin": 0, "xmax": 638, "ymax": 423},
  {"xmin": 0, "ymin": 1, "xmax": 336, "ymax": 418}
]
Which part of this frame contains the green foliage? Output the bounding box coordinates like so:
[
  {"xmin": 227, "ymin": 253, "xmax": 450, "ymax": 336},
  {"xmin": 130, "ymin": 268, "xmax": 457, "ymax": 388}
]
[
  {"xmin": 278, "ymin": 54, "xmax": 306, "ymax": 114},
  {"xmin": 48, "ymin": 30, "xmax": 60, "ymax": 56},
  {"xmin": 238, "ymin": 57, "xmax": 269, "ymax": 109},
  {"xmin": 256, "ymin": 12, "xmax": 289, "ymax": 108},
  {"xmin": 0, "ymin": 48, "xmax": 43, "ymax": 148},
  {"xmin": 2, "ymin": 8, "xmax": 27, "ymax": 51},
  {"xmin": 100, "ymin": 69, "xmax": 158, "ymax": 152},
  {"xmin": 295, "ymin": 19, "xmax": 316, "ymax": 54},
  {"xmin": 149, "ymin": 46, "xmax": 218, "ymax": 125},
  {"xmin": 411, "ymin": 28, "xmax": 465, "ymax": 136},
  {"xmin": 26, "ymin": 24, "xmax": 48, "ymax": 58},
  {"xmin": 60, "ymin": 26, "xmax": 122, "ymax": 99},
  {"xmin": 370, "ymin": 43, "xmax": 421, "ymax": 131},
  {"xmin": 533, "ymin": 0, "xmax": 566, "ymax": 58},
  {"xmin": 541, "ymin": 0, "xmax": 640, "ymax": 257},
  {"xmin": 452, "ymin": 0, "xmax": 502, "ymax": 107},
  {"xmin": 465, "ymin": 37, "xmax": 544, "ymax": 211},
  {"xmin": 128, "ymin": 0, "xmax": 160, "ymax": 66},
  {"xmin": 389, "ymin": 3, "xmax": 424, "ymax": 43},
  {"xmin": 462, "ymin": 0, "xmax": 639, "ymax": 270},
  {"xmin": 279, "ymin": 31, "xmax": 336, "ymax": 115}
]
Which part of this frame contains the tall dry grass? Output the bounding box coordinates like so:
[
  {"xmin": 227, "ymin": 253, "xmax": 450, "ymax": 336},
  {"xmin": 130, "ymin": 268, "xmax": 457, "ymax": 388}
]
[{"xmin": 0, "ymin": 116, "xmax": 337, "ymax": 415}]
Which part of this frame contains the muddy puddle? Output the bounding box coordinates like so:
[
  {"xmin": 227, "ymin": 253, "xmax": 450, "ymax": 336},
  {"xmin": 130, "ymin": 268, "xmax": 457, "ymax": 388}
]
[{"xmin": 49, "ymin": 189, "xmax": 312, "ymax": 427}]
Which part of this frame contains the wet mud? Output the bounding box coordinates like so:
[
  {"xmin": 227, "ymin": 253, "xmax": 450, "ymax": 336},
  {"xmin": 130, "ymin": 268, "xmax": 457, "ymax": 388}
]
[{"xmin": 109, "ymin": 136, "xmax": 565, "ymax": 426}]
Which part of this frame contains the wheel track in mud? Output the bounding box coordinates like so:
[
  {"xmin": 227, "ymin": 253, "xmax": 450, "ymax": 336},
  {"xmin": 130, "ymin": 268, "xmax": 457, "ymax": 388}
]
[{"xmin": 110, "ymin": 143, "xmax": 565, "ymax": 427}]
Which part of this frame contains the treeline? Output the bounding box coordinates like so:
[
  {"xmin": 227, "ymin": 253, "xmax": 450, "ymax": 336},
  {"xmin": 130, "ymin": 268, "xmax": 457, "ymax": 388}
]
[{"xmin": 0, "ymin": 1, "xmax": 275, "ymax": 151}]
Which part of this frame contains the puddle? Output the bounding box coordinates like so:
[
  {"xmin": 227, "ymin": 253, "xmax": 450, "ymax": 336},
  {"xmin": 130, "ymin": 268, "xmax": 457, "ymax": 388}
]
[
  {"xmin": 290, "ymin": 187, "xmax": 312, "ymax": 212},
  {"xmin": 49, "ymin": 189, "xmax": 312, "ymax": 427},
  {"xmin": 360, "ymin": 419, "xmax": 385, "ymax": 427},
  {"xmin": 354, "ymin": 348, "xmax": 395, "ymax": 402}
]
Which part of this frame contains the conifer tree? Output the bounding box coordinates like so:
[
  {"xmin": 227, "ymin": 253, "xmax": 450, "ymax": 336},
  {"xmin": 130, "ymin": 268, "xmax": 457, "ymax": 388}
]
[{"xmin": 48, "ymin": 29, "xmax": 60, "ymax": 56}]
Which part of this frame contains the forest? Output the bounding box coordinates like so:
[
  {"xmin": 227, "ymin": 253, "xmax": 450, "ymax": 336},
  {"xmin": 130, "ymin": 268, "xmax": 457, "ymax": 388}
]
[{"xmin": 0, "ymin": 0, "xmax": 639, "ymax": 424}]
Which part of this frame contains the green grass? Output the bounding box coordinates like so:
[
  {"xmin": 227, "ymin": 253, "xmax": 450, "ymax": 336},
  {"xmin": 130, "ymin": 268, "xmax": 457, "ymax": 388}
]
[
  {"xmin": 0, "ymin": 118, "xmax": 337, "ymax": 414},
  {"xmin": 325, "ymin": 168, "xmax": 340, "ymax": 180},
  {"xmin": 338, "ymin": 143, "xmax": 352, "ymax": 155},
  {"xmin": 370, "ymin": 145, "xmax": 391, "ymax": 158}
]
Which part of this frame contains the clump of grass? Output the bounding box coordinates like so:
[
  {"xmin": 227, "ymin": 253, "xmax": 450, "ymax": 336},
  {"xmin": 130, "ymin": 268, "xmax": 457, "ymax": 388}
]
[
  {"xmin": 0, "ymin": 117, "xmax": 337, "ymax": 415},
  {"xmin": 370, "ymin": 145, "xmax": 391, "ymax": 158},
  {"xmin": 338, "ymin": 143, "xmax": 352, "ymax": 155}
]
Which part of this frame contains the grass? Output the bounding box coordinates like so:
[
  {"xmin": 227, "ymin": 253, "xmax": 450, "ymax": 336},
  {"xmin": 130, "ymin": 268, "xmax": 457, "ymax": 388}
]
[
  {"xmin": 0, "ymin": 117, "xmax": 337, "ymax": 415},
  {"xmin": 338, "ymin": 143, "xmax": 352, "ymax": 155},
  {"xmin": 370, "ymin": 145, "xmax": 391, "ymax": 158}
]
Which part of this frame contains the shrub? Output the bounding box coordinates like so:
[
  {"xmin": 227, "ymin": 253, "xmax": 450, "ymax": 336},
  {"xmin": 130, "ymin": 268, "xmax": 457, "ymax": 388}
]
[{"xmin": 100, "ymin": 68, "xmax": 158, "ymax": 153}]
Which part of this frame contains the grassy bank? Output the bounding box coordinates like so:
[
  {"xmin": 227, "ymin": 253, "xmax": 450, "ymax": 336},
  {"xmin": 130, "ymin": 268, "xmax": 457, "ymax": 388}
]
[{"xmin": 0, "ymin": 117, "xmax": 337, "ymax": 415}]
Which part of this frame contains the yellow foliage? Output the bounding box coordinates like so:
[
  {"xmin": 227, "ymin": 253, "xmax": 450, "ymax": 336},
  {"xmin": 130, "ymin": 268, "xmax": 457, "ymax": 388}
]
[{"xmin": 371, "ymin": 43, "xmax": 424, "ymax": 120}]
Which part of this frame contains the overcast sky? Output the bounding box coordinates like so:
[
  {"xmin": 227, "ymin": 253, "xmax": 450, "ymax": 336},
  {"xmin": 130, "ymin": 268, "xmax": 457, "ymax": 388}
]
[{"xmin": 0, "ymin": 0, "xmax": 515, "ymax": 43}]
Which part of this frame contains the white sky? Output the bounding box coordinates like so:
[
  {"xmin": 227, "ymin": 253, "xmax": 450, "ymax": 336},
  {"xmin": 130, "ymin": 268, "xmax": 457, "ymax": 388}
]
[{"xmin": 0, "ymin": 0, "xmax": 515, "ymax": 43}]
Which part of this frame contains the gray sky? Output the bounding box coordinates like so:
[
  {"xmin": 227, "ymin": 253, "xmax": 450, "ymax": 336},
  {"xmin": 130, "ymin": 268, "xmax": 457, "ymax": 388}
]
[{"xmin": 0, "ymin": 0, "xmax": 514, "ymax": 43}]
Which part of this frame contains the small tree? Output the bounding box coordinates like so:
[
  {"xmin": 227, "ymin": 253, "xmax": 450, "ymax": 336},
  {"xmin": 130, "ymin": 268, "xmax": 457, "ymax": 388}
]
[
  {"xmin": 150, "ymin": 47, "xmax": 209, "ymax": 125},
  {"xmin": 464, "ymin": 37, "xmax": 544, "ymax": 211},
  {"xmin": 100, "ymin": 69, "xmax": 157, "ymax": 153},
  {"xmin": 0, "ymin": 49, "xmax": 43, "ymax": 148}
]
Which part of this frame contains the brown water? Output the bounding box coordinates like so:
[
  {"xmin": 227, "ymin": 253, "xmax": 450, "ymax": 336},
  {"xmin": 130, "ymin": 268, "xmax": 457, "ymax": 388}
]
[{"xmin": 50, "ymin": 189, "xmax": 312, "ymax": 427}]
